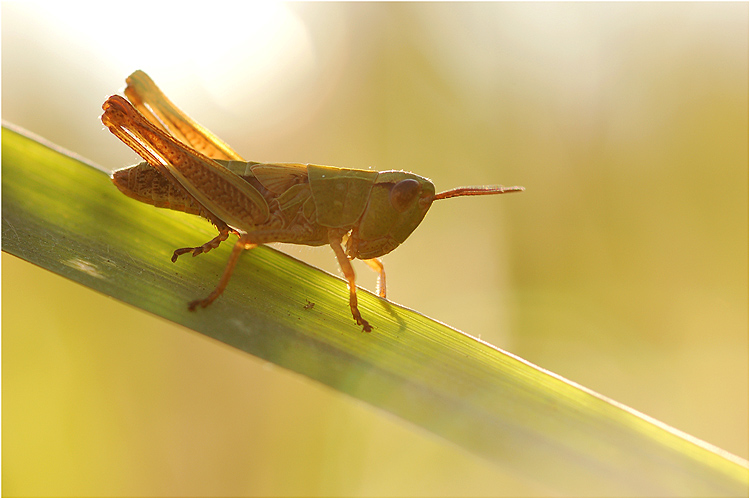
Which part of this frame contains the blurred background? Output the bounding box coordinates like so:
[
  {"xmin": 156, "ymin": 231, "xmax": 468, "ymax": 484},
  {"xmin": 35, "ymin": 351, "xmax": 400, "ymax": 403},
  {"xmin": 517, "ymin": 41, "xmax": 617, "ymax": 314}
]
[{"xmin": 2, "ymin": 2, "xmax": 747, "ymax": 496}]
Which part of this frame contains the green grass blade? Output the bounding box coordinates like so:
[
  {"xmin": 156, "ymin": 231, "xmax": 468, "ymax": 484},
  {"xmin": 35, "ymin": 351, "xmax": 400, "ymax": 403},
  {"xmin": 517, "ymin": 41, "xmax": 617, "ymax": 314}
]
[{"xmin": 3, "ymin": 124, "xmax": 747, "ymax": 496}]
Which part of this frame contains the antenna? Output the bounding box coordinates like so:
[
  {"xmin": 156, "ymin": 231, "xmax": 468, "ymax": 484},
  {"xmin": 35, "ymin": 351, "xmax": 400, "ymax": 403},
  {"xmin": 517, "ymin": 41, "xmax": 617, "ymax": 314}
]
[{"xmin": 434, "ymin": 185, "xmax": 525, "ymax": 201}]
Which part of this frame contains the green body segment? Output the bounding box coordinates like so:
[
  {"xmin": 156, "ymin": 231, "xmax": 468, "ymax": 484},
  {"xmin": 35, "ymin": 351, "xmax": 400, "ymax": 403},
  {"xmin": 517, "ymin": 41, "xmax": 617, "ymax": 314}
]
[{"xmin": 307, "ymin": 164, "xmax": 379, "ymax": 228}]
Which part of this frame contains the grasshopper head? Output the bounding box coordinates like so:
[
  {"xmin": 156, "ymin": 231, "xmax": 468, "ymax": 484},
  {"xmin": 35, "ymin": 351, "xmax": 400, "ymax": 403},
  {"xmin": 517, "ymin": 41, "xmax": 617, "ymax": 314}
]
[
  {"xmin": 349, "ymin": 171, "xmax": 436, "ymax": 259},
  {"xmin": 350, "ymin": 172, "xmax": 524, "ymax": 260}
]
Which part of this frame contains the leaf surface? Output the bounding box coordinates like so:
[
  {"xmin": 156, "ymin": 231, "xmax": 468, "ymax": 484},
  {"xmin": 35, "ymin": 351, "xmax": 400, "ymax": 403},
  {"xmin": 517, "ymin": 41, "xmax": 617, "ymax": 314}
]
[{"xmin": 2, "ymin": 124, "xmax": 747, "ymax": 496}]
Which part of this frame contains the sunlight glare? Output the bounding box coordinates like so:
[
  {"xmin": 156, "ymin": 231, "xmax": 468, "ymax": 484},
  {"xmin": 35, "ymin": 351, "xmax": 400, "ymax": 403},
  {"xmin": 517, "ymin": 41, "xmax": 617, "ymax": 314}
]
[{"xmin": 33, "ymin": 3, "xmax": 314, "ymax": 115}]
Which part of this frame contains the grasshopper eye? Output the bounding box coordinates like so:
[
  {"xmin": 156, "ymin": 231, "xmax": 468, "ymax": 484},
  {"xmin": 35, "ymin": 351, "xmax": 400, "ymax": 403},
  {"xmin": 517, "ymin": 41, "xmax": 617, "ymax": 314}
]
[{"xmin": 389, "ymin": 179, "xmax": 421, "ymax": 212}]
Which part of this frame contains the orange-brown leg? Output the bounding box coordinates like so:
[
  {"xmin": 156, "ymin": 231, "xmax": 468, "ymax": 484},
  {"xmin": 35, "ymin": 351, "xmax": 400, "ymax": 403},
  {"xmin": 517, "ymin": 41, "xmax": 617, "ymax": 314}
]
[
  {"xmin": 329, "ymin": 230, "xmax": 372, "ymax": 332},
  {"xmin": 172, "ymin": 228, "xmax": 232, "ymax": 262},
  {"xmin": 188, "ymin": 236, "xmax": 257, "ymax": 310},
  {"xmin": 364, "ymin": 258, "xmax": 387, "ymax": 298}
]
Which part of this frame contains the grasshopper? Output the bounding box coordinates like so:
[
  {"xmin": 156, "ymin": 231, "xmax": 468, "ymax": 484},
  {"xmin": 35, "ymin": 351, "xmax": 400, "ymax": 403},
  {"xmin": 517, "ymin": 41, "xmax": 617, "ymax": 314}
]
[{"xmin": 101, "ymin": 71, "xmax": 523, "ymax": 332}]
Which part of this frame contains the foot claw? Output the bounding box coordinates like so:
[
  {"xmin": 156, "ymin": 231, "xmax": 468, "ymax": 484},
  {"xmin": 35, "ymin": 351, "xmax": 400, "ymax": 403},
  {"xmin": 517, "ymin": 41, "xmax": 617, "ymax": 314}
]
[
  {"xmin": 188, "ymin": 298, "xmax": 207, "ymax": 311},
  {"xmin": 354, "ymin": 315, "xmax": 372, "ymax": 332},
  {"xmin": 172, "ymin": 247, "xmax": 193, "ymax": 262}
]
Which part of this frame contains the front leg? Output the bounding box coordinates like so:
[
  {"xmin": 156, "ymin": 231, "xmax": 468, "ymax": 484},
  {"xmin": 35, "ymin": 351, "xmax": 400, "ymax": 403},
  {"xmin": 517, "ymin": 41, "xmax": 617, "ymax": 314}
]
[{"xmin": 329, "ymin": 230, "xmax": 372, "ymax": 332}]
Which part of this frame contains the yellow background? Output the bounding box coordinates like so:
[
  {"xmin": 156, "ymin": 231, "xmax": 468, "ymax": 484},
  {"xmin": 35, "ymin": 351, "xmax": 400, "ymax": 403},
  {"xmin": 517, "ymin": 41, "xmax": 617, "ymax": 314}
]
[{"xmin": 3, "ymin": 3, "xmax": 747, "ymax": 496}]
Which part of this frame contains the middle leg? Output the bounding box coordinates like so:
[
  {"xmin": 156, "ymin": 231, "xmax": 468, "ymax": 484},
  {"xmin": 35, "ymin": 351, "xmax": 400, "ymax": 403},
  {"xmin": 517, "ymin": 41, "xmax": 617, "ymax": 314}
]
[{"xmin": 364, "ymin": 258, "xmax": 387, "ymax": 298}]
